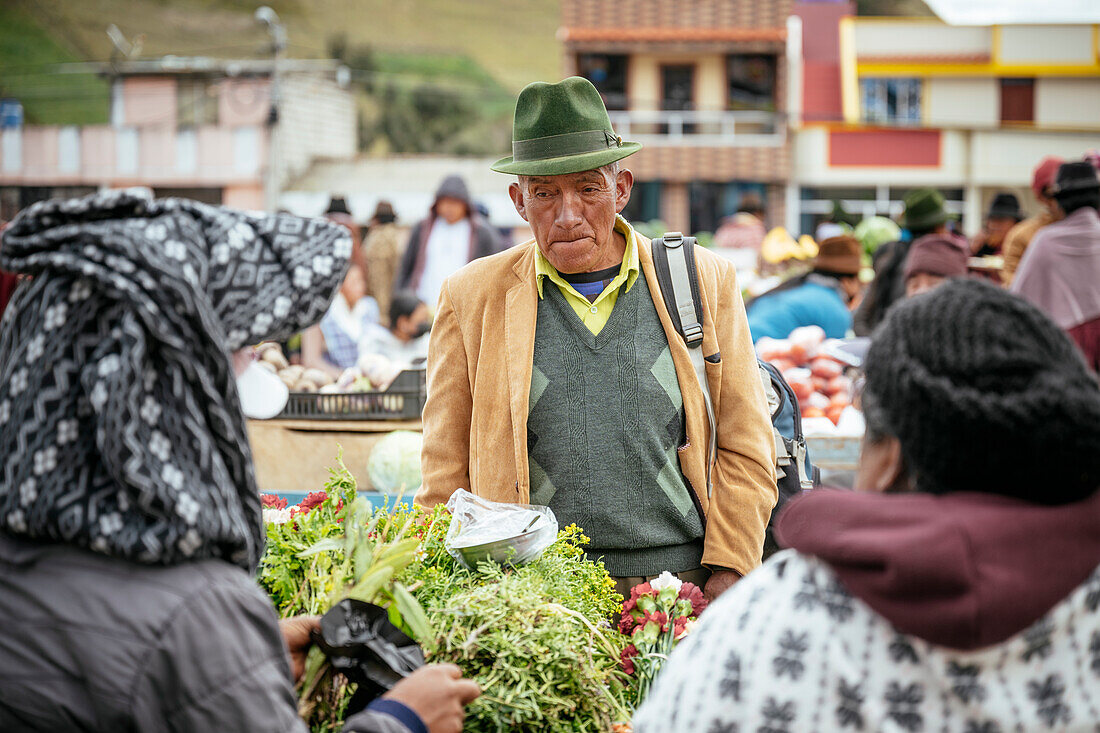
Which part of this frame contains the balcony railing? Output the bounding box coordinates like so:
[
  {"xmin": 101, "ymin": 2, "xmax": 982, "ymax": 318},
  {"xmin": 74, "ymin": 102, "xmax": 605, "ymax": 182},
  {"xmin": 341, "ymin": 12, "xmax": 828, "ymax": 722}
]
[{"xmin": 608, "ymin": 110, "xmax": 785, "ymax": 147}]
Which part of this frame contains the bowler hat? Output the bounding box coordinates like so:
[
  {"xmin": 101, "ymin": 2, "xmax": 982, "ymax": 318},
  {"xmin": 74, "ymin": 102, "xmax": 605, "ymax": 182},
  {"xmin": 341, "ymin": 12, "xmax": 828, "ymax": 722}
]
[
  {"xmin": 986, "ymin": 193, "xmax": 1022, "ymax": 221},
  {"xmin": 491, "ymin": 77, "xmax": 641, "ymax": 176},
  {"xmin": 813, "ymin": 235, "xmax": 862, "ymax": 276},
  {"xmin": 1052, "ymin": 161, "xmax": 1100, "ymax": 196},
  {"xmin": 899, "ymin": 188, "xmax": 953, "ymax": 231}
]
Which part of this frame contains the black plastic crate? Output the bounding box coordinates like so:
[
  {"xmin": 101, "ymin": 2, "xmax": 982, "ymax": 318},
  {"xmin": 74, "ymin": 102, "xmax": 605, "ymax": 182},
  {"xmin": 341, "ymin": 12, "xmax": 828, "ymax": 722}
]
[{"xmin": 277, "ymin": 368, "xmax": 426, "ymax": 420}]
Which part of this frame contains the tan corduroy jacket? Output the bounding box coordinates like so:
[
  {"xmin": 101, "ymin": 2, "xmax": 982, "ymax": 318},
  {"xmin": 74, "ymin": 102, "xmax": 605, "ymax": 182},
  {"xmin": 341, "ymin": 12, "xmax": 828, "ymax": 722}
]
[{"xmin": 414, "ymin": 235, "xmax": 778, "ymax": 576}]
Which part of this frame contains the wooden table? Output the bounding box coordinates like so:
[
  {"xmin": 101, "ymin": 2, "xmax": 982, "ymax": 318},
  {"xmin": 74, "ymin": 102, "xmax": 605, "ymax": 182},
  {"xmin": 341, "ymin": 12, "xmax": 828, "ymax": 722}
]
[{"xmin": 247, "ymin": 418, "xmax": 422, "ymax": 495}]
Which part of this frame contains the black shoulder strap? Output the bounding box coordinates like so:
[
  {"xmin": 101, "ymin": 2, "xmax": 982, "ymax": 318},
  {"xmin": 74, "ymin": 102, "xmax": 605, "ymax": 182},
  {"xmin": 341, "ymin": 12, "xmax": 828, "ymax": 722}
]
[{"xmin": 650, "ymin": 232, "xmax": 704, "ymax": 347}]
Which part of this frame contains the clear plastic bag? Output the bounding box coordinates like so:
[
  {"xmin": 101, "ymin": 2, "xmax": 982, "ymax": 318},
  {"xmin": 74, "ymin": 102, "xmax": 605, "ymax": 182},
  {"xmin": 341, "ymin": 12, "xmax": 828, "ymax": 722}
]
[{"xmin": 445, "ymin": 489, "xmax": 558, "ymax": 569}]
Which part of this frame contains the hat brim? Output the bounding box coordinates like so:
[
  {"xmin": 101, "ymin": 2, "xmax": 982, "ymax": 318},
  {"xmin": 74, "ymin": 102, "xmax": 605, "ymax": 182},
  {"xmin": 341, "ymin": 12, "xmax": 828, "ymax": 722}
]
[
  {"xmin": 899, "ymin": 210, "xmax": 957, "ymax": 230},
  {"xmin": 491, "ymin": 141, "xmax": 642, "ymax": 176}
]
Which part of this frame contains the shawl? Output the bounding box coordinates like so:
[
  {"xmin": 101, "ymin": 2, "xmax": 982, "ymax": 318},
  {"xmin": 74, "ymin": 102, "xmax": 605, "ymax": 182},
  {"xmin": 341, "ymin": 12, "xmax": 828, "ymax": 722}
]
[
  {"xmin": 1011, "ymin": 206, "xmax": 1100, "ymax": 330},
  {"xmin": 0, "ymin": 189, "xmax": 349, "ymax": 571}
]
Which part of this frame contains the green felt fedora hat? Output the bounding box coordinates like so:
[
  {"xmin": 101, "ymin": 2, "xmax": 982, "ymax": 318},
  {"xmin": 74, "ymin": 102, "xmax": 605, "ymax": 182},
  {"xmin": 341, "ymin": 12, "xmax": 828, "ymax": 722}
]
[
  {"xmin": 491, "ymin": 76, "xmax": 641, "ymax": 176},
  {"xmin": 898, "ymin": 188, "xmax": 956, "ymax": 231}
]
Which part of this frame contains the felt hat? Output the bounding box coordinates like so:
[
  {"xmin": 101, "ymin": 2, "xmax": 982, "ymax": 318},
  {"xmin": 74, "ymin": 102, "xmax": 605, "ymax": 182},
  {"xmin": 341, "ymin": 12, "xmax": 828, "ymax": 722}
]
[
  {"xmin": 1052, "ymin": 161, "xmax": 1100, "ymax": 196},
  {"xmin": 899, "ymin": 188, "xmax": 953, "ymax": 231},
  {"xmin": 491, "ymin": 77, "xmax": 641, "ymax": 176},
  {"xmin": 813, "ymin": 235, "xmax": 862, "ymax": 276},
  {"xmin": 903, "ymin": 234, "xmax": 970, "ymax": 281},
  {"xmin": 1031, "ymin": 156, "xmax": 1064, "ymax": 198},
  {"xmin": 985, "ymin": 193, "xmax": 1023, "ymax": 221}
]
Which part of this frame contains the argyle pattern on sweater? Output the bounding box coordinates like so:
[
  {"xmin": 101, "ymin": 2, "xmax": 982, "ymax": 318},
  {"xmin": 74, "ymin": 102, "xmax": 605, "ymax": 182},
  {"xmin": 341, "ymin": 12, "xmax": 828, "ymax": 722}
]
[{"xmin": 528, "ymin": 276, "xmax": 704, "ymax": 577}]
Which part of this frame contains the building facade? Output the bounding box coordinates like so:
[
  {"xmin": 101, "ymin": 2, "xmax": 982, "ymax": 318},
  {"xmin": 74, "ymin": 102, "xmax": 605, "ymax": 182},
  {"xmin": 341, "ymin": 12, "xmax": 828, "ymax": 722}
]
[
  {"xmin": 793, "ymin": 4, "xmax": 1100, "ymax": 235},
  {"xmin": 0, "ymin": 58, "xmax": 355, "ymax": 220},
  {"xmin": 559, "ymin": 0, "xmax": 798, "ymax": 235}
]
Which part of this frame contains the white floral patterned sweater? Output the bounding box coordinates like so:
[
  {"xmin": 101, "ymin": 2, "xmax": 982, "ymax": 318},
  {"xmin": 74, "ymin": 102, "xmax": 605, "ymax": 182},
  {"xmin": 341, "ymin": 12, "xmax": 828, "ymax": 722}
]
[{"xmin": 634, "ymin": 551, "xmax": 1100, "ymax": 732}]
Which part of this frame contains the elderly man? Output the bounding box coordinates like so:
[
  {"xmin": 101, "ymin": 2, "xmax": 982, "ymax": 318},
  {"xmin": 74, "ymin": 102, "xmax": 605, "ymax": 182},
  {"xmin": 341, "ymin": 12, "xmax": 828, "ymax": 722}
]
[{"xmin": 414, "ymin": 77, "xmax": 777, "ymax": 601}]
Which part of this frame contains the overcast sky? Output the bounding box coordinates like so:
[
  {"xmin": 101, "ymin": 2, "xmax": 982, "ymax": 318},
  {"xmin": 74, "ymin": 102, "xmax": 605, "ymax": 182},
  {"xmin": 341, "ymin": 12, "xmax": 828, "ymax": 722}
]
[{"xmin": 924, "ymin": 0, "xmax": 1100, "ymax": 24}]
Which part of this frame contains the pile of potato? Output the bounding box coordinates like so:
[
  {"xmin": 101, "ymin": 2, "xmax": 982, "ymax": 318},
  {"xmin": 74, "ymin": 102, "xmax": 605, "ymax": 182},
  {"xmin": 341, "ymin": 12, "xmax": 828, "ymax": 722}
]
[{"xmin": 254, "ymin": 343, "xmax": 336, "ymax": 393}]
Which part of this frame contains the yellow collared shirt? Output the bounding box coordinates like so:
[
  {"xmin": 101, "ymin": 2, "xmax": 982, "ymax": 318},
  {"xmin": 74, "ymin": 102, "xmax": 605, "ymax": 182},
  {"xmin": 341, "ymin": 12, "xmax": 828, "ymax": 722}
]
[{"xmin": 534, "ymin": 215, "xmax": 640, "ymax": 335}]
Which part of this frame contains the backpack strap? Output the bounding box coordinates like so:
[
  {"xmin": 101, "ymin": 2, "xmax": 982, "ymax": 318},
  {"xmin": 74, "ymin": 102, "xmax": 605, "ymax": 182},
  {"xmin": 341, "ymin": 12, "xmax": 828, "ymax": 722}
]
[{"xmin": 651, "ymin": 232, "xmax": 716, "ymax": 497}]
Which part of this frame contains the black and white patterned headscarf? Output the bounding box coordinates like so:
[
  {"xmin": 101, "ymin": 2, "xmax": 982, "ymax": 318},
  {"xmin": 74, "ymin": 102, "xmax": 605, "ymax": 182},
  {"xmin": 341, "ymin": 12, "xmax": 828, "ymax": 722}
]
[{"xmin": 0, "ymin": 189, "xmax": 349, "ymax": 571}]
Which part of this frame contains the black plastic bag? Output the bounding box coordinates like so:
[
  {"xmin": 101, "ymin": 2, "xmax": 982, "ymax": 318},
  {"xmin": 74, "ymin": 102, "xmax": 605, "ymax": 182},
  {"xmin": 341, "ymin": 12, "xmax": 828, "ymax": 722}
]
[{"xmin": 313, "ymin": 599, "xmax": 425, "ymax": 714}]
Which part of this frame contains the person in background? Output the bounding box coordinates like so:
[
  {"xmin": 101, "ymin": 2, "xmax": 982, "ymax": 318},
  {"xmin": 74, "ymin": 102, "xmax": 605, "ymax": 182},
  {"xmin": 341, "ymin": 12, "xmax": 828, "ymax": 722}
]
[
  {"xmin": 714, "ymin": 193, "xmax": 767, "ymax": 250},
  {"xmin": 904, "ymin": 233, "xmax": 970, "ymax": 298},
  {"xmin": 359, "ymin": 290, "xmax": 432, "ymax": 366},
  {"xmin": 1012, "ymin": 161, "xmax": 1100, "ymax": 370},
  {"xmin": 814, "ymin": 199, "xmax": 859, "ymax": 243},
  {"xmin": 301, "ymin": 263, "xmax": 380, "ymax": 376},
  {"xmin": 746, "ymin": 235, "xmax": 863, "ymax": 342},
  {"xmin": 362, "ymin": 200, "xmax": 403, "ymax": 326},
  {"xmin": 0, "ymin": 190, "xmax": 480, "ymax": 732},
  {"xmin": 1001, "ymin": 156, "xmax": 1064, "ymax": 285},
  {"xmin": 970, "ymin": 193, "xmax": 1023, "ymax": 257},
  {"xmin": 852, "ymin": 188, "xmax": 952, "ymax": 336},
  {"xmin": 634, "ymin": 280, "xmax": 1100, "ymax": 732},
  {"xmin": 325, "ymin": 196, "xmax": 367, "ymax": 277},
  {"xmin": 396, "ymin": 175, "xmax": 502, "ymax": 309}
]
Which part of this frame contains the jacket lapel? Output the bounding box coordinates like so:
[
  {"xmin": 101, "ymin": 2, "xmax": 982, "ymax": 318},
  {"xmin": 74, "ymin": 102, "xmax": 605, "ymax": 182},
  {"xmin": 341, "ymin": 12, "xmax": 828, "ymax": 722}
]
[{"xmin": 504, "ymin": 244, "xmax": 538, "ymax": 497}]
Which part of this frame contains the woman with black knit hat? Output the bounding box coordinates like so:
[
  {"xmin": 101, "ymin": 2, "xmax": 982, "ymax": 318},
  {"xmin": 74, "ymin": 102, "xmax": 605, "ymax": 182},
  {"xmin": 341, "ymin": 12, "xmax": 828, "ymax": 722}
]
[
  {"xmin": 635, "ymin": 279, "xmax": 1100, "ymax": 732},
  {"xmin": 0, "ymin": 190, "xmax": 478, "ymax": 733}
]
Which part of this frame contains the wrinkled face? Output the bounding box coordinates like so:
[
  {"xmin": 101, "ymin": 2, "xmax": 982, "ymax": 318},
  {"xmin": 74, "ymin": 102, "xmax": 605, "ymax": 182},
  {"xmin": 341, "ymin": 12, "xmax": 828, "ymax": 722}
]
[
  {"xmin": 509, "ymin": 167, "xmax": 633, "ymax": 274},
  {"xmin": 436, "ymin": 197, "xmax": 468, "ymax": 225},
  {"xmin": 905, "ymin": 272, "xmax": 947, "ymax": 299}
]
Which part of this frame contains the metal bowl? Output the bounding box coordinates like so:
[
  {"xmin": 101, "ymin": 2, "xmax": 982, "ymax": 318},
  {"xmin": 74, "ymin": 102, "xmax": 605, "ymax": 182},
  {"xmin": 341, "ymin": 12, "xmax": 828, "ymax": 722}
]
[{"xmin": 450, "ymin": 523, "xmax": 551, "ymax": 568}]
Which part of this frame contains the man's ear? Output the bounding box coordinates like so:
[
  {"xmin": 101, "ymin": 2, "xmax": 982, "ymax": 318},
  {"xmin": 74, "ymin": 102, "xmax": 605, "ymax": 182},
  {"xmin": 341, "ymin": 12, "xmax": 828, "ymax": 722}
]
[
  {"xmin": 615, "ymin": 168, "xmax": 634, "ymax": 214},
  {"xmin": 508, "ymin": 181, "xmax": 529, "ymax": 223},
  {"xmin": 878, "ymin": 437, "xmax": 909, "ymax": 493}
]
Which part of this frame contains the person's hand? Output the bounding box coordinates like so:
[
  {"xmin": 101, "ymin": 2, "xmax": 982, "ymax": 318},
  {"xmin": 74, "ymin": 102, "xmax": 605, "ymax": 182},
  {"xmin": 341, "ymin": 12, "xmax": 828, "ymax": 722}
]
[
  {"xmin": 278, "ymin": 615, "xmax": 320, "ymax": 683},
  {"xmin": 383, "ymin": 664, "xmax": 481, "ymax": 733},
  {"xmin": 704, "ymin": 569, "xmax": 742, "ymax": 603}
]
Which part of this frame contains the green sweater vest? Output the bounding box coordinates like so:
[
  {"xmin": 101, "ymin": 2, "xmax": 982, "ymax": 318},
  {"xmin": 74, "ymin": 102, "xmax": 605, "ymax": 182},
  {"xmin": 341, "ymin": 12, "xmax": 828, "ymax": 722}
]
[{"xmin": 528, "ymin": 277, "xmax": 705, "ymax": 577}]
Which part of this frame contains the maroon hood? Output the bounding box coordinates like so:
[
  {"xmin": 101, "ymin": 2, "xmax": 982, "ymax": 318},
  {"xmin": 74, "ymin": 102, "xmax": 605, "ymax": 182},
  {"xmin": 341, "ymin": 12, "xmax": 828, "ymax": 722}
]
[{"xmin": 775, "ymin": 489, "xmax": 1100, "ymax": 650}]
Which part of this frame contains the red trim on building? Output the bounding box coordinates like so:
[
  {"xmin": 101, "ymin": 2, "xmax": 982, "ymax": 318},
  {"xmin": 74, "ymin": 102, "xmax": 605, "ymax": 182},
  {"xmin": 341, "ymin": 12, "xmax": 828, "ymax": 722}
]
[
  {"xmin": 828, "ymin": 129, "xmax": 941, "ymax": 167},
  {"xmin": 561, "ymin": 27, "xmax": 787, "ymax": 43}
]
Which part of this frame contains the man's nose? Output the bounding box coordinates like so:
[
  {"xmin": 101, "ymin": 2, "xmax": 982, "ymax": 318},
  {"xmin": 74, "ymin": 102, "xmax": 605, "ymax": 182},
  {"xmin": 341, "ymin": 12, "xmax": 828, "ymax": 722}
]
[{"xmin": 555, "ymin": 190, "xmax": 584, "ymax": 228}]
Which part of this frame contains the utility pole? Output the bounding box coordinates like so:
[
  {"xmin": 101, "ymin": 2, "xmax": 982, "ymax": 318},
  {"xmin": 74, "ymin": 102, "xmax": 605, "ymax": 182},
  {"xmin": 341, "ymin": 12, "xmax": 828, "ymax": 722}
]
[{"xmin": 256, "ymin": 6, "xmax": 286, "ymax": 212}]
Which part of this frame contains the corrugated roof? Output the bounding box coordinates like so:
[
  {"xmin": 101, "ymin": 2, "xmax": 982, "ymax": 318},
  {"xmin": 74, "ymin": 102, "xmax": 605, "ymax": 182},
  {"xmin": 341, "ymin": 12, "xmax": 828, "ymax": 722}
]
[{"xmin": 561, "ymin": 27, "xmax": 787, "ymax": 43}]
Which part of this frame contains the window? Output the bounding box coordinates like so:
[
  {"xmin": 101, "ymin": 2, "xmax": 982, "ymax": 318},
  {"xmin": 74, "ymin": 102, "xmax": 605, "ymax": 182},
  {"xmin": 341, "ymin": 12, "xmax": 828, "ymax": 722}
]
[
  {"xmin": 690, "ymin": 181, "xmax": 766, "ymax": 235},
  {"xmin": 620, "ymin": 180, "xmax": 662, "ymax": 226},
  {"xmin": 176, "ymin": 78, "xmax": 219, "ymax": 127},
  {"xmin": 1000, "ymin": 78, "xmax": 1034, "ymax": 124},
  {"xmin": 860, "ymin": 78, "xmax": 921, "ymax": 124},
  {"xmin": 726, "ymin": 55, "xmax": 777, "ymax": 112},
  {"xmin": 577, "ymin": 54, "xmax": 628, "ymax": 111}
]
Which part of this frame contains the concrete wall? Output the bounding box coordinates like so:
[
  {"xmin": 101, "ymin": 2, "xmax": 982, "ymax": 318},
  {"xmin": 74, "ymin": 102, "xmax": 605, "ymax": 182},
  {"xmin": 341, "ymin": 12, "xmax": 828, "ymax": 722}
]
[
  {"xmin": 853, "ymin": 21, "xmax": 989, "ymax": 57},
  {"xmin": 1035, "ymin": 78, "xmax": 1100, "ymax": 129},
  {"xmin": 998, "ymin": 25, "xmax": 1095, "ymax": 65},
  {"xmin": 629, "ymin": 53, "xmax": 730, "ymax": 111},
  {"xmin": 122, "ymin": 78, "xmax": 177, "ymax": 127},
  {"xmin": 278, "ymin": 74, "xmax": 356, "ymax": 190},
  {"xmin": 924, "ymin": 77, "xmax": 999, "ymax": 128}
]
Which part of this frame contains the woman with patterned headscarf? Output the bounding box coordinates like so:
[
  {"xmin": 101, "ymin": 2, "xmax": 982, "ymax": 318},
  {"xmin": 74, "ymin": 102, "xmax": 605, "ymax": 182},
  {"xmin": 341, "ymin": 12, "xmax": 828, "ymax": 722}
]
[{"xmin": 0, "ymin": 190, "xmax": 477, "ymax": 732}]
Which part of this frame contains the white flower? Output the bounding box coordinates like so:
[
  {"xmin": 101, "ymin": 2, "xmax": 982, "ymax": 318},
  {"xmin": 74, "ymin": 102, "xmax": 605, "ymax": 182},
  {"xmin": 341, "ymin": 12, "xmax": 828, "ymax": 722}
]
[
  {"xmin": 272, "ymin": 296, "xmax": 292, "ymax": 318},
  {"xmin": 227, "ymin": 221, "xmax": 254, "ymax": 250},
  {"xmin": 250, "ymin": 312, "xmax": 274, "ymax": 336},
  {"xmin": 312, "ymin": 254, "xmax": 334, "ymax": 277},
  {"xmin": 90, "ymin": 381, "xmax": 108, "ymax": 410},
  {"xmin": 149, "ymin": 430, "xmax": 171, "ymax": 461},
  {"xmin": 26, "ymin": 334, "xmax": 45, "ymax": 362},
  {"xmin": 69, "ymin": 279, "xmax": 92, "ymax": 302},
  {"xmin": 97, "ymin": 354, "xmax": 121, "ymax": 377},
  {"xmin": 334, "ymin": 235, "xmax": 352, "ymax": 259},
  {"xmin": 44, "ymin": 303, "xmax": 68, "ymax": 331},
  {"xmin": 99, "ymin": 512, "xmax": 123, "ymax": 535},
  {"xmin": 57, "ymin": 419, "xmax": 78, "ymax": 445},
  {"xmin": 7, "ymin": 509, "xmax": 26, "ymax": 533},
  {"xmin": 145, "ymin": 223, "xmax": 168, "ymax": 242},
  {"xmin": 106, "ymin": 255, "xmax": 136, "ymax": 274},
  {"xmin": 650, "ymin": 571, "xmax": 683, "ymax": 593},
  {"xmin": 178, "ymin": 528, "xmax": 202, "ymax": 555},
  {"xmin": 19, "ymin": 478, "xmax": 37, "ymax": 505},
  {"xmin": 175, "ymin": 493, "xmax": 200, "ymax": 524},
  {"xmin": 33, "ymin": 446, "xmax": 58, "ymax": 475},
  {"xmin": 0, "ymin": 400, "xmax": 10, "ymax": 425},
  {"xmin": 161, "ymin": 463, "xmax": 185, "ymax": 491},
  {"xmin": 140, "ymin": 396, "xmax": 161, "ymax": 425},
  {"xmin": 164, "ymin": 240, "xmax": 187, "ymax": 261},
  {"xmin": 10, "ymin": 369, "xmax": 28, "ymax": 396},
  {"xmin": 262, "ymin": 507, "xmax": 293, "ymax": 525},
  {"xmin": 212, "ymin": 243, "xmax": 230, "ymax": 265},
  {"xmin": 227, "ymin": 329, "xmax": 248, "ymax": 345},
  {"xmin": 293, "ymin": 266, "xmax": 313, "ymax": 290}
]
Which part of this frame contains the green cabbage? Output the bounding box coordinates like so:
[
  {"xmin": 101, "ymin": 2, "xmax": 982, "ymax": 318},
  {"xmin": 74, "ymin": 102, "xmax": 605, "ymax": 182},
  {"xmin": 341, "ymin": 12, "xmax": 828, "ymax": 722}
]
[
  {"xmin": 855, "ymin": 216, "xmax": 901, "ymax": 256},
  {"xmin": 367, "ymin": 430, "xmax": 423, "ymax": 496}
]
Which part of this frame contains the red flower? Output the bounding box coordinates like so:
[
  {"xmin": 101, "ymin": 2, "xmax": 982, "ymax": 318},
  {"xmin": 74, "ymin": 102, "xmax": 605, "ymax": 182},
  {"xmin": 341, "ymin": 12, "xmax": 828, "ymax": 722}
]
[
  {"xmin": 618, "ymin": 613, "xmax": 636, "ymax": 635},
  {"xmin": 295, "ymin": 490, "xmax": 328, "ymax": 515},
  {"xmin": 673, "ymin": 616, "xmax": 688, "ymax": 637},
  {"xmin": 260, "ymin": 494, "xmax": 287, "ymax": 510},
  {"xmin": 622, "ymin": 597, "xmax": 637, "ymax": 615},
  {"xmin": 642, "ymin": 610, "xmax": 669, "ymax": 633},
  {"xmin": 629, "ymin": 582, "xmax": 653, "ymax": 602},
  {"xmin": 679, "ymin": 582, "xmax": 708, "ymax": 617},
  {"xmin": 620, "ymin": 644, "xmax": 638, "ymax": 675}
]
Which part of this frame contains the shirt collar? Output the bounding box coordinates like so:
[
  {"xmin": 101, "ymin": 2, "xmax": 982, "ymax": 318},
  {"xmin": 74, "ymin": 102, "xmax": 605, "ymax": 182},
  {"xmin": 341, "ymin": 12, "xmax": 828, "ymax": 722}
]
[{"xmin": 534, "ymin": 215, "xmax": 640, "ymax": 298}]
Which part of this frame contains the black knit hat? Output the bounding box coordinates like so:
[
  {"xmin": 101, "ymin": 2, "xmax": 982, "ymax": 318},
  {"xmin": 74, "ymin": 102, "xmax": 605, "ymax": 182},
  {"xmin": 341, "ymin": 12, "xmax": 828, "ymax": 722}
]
[{"xmin": 864, "ymin": 279, "xmax": 1100, "ymax": 505}]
